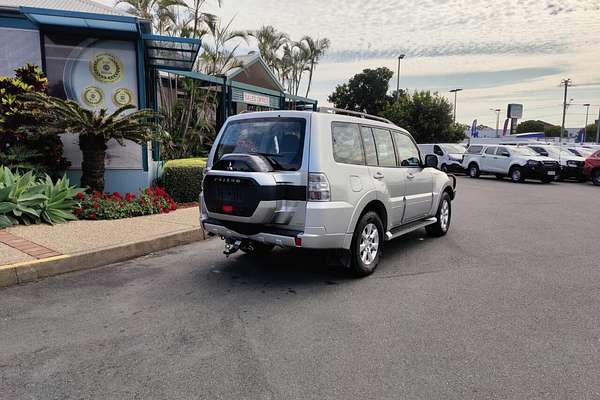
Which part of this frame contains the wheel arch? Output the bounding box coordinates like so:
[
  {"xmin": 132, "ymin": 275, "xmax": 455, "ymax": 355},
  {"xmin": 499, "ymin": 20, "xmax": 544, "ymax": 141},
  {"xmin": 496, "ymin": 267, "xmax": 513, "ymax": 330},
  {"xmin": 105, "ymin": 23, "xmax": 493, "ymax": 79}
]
[{"xmin": 346, "ymin": 193, "xmax": 389, "ymax": 235}]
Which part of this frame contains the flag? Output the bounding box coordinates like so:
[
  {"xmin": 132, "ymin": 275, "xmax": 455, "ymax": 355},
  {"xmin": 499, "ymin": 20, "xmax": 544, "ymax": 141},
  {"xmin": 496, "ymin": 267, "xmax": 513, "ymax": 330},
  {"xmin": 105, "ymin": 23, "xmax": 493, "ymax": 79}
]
[{"xmin": 502, "ymin": 118, "xmax": 509, "ymax": 136}]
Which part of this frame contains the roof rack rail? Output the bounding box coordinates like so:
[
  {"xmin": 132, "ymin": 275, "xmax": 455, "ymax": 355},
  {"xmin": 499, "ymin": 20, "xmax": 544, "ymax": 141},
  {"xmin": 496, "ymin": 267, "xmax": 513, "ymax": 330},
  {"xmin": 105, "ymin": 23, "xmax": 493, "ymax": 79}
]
[{"xmin": 317, "ymin": 107, "xmax": 393, "ymax": 125}]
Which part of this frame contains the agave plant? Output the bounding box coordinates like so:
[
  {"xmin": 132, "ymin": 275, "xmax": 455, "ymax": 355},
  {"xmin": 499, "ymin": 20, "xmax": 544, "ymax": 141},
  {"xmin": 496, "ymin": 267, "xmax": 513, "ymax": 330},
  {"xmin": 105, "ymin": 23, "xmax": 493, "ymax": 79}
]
[{"xmin": 0, "ymin": 166, "xmax": 82, "ymax": 228}]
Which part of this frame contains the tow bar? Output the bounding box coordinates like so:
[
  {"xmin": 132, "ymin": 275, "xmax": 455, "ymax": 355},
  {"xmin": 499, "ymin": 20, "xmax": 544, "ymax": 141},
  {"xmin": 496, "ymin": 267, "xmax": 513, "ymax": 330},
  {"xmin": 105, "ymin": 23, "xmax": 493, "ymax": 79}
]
[{"xmin": 223, "ymin": 238, "xmax": 242, "ymax": 257}]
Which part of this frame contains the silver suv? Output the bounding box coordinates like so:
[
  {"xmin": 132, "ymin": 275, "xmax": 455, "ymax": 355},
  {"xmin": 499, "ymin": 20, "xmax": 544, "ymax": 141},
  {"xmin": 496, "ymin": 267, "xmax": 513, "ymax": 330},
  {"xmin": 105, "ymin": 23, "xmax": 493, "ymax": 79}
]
[{"xmin": 200, "ymin": 108, "xmax": 457, "ymax": 276}]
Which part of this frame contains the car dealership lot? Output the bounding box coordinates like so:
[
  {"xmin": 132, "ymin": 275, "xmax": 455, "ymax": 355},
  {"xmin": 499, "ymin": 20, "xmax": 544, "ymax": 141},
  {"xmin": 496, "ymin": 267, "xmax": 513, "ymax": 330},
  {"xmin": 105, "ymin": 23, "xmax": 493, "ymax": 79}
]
[{"xmin": 1, "ymin": 176, "xmax": 599, "ymax": 399}]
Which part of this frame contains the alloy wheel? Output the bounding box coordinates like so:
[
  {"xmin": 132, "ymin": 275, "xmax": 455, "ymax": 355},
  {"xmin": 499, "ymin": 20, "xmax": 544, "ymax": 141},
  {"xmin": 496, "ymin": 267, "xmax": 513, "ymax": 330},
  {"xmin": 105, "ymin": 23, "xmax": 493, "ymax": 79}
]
[
  {"xmin": 359, "ymin": 223, "xmax": 379, "ymax": 266},
  {"xmin": 439, "ymin": 200, "xmax": 450, "ymax": 231}
]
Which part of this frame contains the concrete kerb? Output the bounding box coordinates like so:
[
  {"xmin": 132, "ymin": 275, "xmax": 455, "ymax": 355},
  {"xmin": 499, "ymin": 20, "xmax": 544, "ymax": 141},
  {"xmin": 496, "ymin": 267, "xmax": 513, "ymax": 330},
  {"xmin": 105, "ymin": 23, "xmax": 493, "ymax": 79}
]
[{"xmin": 0, "ymin": 228, "xmax": 205, "ymax": 288}]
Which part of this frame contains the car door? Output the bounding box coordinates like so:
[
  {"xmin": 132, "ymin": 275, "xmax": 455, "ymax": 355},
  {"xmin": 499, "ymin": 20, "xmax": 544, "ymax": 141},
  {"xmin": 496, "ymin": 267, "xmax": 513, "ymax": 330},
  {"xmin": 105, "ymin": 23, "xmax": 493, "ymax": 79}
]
[
  {"xmin": 494, "ymin": 146, "xmax": 512, "ymax": 172},
  {"xmin": 481, "ymin": 146, "xmax": 497, "ymax": 172},
  {"xmin": 392, "ymin": 130, "xmax": 433, "ymax": 223},
  {"xmin": 367, "ymin": 127, "xmax": 406, "ymax": 227},
  {"xmin": 433, "ymin": 144, "xmax": 446, "ymax": 167}
]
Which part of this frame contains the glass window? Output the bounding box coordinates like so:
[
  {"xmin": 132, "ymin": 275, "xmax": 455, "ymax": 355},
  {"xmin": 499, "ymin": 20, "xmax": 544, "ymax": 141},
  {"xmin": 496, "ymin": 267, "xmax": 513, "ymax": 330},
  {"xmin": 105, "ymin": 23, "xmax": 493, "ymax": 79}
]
[
  {"xmin": 442, "ymin": 144, "xmax": 466, "ymax": 154},
  {"xmin": 485, "ymin": 146, "xmax": 497, "ymax": 155},
  {"xmin": 372, "ymin": 128, "xmax": 396, "ymax": 167},
  {"xmin": 360, "ymin": 127, "xmax": 378, "ymax": 166},
  {"xmin": 332, "ymin": 123, "xmax": 365, "ymax": 165},
  {"xmin": 215, "ymin": 117, "xmax": 306, "ymax": 171},
  {"xmin": 496, "ymin": 147, "xmax": 510, "ymax": 156},
  {"xmin": 467, "ymin": 145, "xmax": 483, "ymax": 154},
  {"xmin": 393, "ymin": 131, "xmax": 421, "ymax": 167},
  {"xmin": 433, "ymin": 145, "xmax": 444, "ymax": 156}
]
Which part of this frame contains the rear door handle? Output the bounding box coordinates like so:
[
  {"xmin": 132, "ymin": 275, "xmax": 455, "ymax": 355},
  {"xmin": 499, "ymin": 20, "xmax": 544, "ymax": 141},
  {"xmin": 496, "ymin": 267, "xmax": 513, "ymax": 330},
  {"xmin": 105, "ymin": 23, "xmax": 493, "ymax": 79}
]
[{"xmin": 373, "ymin": 172, "xmax": 385, "ymax": 180}]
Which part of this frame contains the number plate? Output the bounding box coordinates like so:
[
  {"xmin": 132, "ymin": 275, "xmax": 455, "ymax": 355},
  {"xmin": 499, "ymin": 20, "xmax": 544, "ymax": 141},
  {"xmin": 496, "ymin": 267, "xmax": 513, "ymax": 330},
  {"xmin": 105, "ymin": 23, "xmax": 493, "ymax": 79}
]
[{"xmin": 547, "ymin": 170, "xmax": 556, "ymax": 176}]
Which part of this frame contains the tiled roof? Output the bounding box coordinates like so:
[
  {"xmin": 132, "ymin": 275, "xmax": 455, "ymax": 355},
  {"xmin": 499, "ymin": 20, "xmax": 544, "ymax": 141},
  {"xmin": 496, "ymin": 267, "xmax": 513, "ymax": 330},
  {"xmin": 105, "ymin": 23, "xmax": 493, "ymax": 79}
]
[{"xmin": 0, "ymin": 0, "xmax": 132, "ymax": 17}]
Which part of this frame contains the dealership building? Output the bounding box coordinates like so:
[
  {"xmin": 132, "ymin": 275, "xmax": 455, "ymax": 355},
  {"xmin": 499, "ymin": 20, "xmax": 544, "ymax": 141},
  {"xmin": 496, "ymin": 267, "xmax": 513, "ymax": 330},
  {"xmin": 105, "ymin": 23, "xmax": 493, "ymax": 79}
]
[{"xmin": 0, "ymin": 0, "xmax": 316, "ymax": 192}]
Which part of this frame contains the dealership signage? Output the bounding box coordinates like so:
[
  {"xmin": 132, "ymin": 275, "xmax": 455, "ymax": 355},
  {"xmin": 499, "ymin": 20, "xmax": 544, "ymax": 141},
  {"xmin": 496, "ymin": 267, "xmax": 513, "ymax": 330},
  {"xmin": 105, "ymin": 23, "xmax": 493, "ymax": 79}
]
[{"xmin": 243, "ymin": 91, "xmax": 270, "ymax": 107}]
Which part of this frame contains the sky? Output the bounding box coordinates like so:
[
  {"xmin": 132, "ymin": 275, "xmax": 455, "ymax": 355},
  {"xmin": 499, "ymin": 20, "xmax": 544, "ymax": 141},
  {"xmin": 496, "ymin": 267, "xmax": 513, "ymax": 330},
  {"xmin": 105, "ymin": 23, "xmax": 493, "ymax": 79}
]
[{"xmin": 103, "ymin": 0, "xmax": 600, "ymax": 128}]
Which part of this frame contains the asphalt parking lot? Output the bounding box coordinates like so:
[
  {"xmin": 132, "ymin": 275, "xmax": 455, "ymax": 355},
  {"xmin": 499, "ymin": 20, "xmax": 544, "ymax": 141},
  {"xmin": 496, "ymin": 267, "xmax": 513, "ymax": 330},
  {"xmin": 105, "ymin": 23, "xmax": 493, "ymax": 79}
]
[{"xmin": 1, "ymin": 176, "xmax": 599, "ymax": 399}]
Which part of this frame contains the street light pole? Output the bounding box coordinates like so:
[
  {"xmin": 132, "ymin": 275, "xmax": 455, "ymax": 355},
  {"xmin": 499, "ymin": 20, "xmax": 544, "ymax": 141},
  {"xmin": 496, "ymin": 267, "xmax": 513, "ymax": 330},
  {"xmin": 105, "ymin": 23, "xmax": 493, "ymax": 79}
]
[
  {"xmin": 396, "ymin": 54, "xmax": 405, "ymax": 102},
  {"xmin": 596, "ymin": 107, "xmax": 600, "ymax": 144},
  {"xmin": 449, "ymin": 88, "xmax": 463, "ymax": 123},
  {"xmin": 583, "ymin": 103, "xmax": 590, "ymax": 143},
  {"xmin": 560, "ymin": 78, "xmax": 572, "ymax": 144},
  {"xmin": 490, "ymin": 108, "xmax": 501, "ymax": 137}
]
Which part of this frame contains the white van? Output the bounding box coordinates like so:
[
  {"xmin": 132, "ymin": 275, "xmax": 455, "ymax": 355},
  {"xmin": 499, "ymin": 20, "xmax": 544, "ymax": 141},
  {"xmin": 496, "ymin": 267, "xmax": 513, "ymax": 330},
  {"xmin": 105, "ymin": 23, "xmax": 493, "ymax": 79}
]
[{"xmin": 418, "ymin": 143, "xmax": 466, "ymax": 173}]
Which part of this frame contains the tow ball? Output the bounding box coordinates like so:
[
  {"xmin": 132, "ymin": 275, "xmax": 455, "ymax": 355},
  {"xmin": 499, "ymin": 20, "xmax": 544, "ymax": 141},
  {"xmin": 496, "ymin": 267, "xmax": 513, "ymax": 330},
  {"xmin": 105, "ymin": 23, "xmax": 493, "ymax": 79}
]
[{"xmin": 223, "ymin": 238, "xmax": 242, "ymax": 257}]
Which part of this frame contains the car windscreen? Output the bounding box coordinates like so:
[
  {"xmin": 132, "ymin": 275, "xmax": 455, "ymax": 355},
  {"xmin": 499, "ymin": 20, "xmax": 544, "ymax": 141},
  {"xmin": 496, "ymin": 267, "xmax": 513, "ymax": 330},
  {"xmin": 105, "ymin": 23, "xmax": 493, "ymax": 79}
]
[
  {"xmin": 214, "ymin": 118, "xmax": 306, "ymax": 171},
  {"xmin": 512, "ymin": 147, "xmax": 539, "ymax": 156},
  {"xmin": 442, "ymin": 144, "xmax": 466, "ymax": 154}
]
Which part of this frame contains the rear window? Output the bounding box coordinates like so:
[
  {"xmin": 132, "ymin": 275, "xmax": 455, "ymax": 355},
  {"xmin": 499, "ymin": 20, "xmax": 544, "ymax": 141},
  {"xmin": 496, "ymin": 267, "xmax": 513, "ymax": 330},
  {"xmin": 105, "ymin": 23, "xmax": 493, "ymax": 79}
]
[
  {"xmin": 215, "ymin": 118, "xmax": 306, "ymax": 171},
  {"xmin": 467, "ymin": 145, "xmax": 483, "ymax": 154}
]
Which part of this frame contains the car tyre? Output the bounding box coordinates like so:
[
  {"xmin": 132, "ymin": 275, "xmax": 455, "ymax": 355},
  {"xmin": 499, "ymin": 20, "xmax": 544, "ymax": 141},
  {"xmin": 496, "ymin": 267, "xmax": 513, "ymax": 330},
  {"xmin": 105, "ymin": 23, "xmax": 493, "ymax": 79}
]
[
  {"xmin": 441, "ymin": 163, "xmax": 448, "ymax": 173},
  {"xmin": 349, "ymin": 211, "xmax": 384, "ymax": 278},
  {"xmin": 468, "ymin": 163, "xmax": 480, "ymax": 178},
  {"xmin": 510, "ymin": 166, "xmax": 524, "ymax": 183},
  {"xmin": 592, "ymin": 170, "xmax": 600, "ymax": 186},
  {"xmin": 426, "ymin": 192, "xmax": 451, "ymax": 237}
]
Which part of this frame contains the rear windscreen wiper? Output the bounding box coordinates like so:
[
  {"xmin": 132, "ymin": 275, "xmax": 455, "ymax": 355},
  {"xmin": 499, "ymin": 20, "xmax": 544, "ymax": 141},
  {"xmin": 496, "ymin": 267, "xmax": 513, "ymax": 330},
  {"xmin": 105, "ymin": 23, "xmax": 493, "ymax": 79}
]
[{"xmin": 249, "ymin": 152, "xmax": 288, "ymax": 170}]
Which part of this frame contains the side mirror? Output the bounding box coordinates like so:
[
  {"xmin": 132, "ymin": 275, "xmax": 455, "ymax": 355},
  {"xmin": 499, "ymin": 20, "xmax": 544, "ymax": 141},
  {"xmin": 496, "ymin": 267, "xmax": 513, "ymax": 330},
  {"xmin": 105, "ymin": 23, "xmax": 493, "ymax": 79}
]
[
  {"xmin": 425, "ymin": 154, "xmax": 438, "ymax": 168},
  {"xmin": 501, "ymin": 152, "xmax": 510, "ymax": 157}
]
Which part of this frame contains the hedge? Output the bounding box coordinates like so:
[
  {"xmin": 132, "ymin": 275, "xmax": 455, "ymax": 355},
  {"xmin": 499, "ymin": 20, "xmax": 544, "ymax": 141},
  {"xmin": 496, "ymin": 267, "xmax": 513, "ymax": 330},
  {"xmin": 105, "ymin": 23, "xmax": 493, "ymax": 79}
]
[{"xmin": 162, "ymin": 158, "xmax": 206, "ymax": 203}]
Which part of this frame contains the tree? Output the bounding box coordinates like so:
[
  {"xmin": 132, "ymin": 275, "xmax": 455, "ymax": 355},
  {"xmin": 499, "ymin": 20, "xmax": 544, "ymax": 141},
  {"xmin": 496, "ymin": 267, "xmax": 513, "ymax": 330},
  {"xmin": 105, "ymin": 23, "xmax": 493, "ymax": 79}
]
[
  {"xmin": 198, "ymin": 17, "xmax": 249, "ymax": 75},
  {"xmin": 543, "ymin": 125, "xmax": 565, "ymax": 138},
  {"xmin": 328, "ymin": 67, "xmax": 394, "ymax": 115},
  {"xmin": 302, "ymin": 36, "xmax": 330, "ymax": 98},
  {"xmin": 21, "ymin": 93, "xmax": 159, "ymax": 193},
  {"xmin": 249, "ymin": 26, "xmax": 289, "ymax": 76},
  {"xmin": 585, "ymin": 123, "xmax": 598, "ymax": 142},
  {"xmin": 381, "ymin": 90, "xmax": 466, "ymax": 143},
  {"xmin": 517, "ymin": 120, "xmax": 548, "ymax": 133}
]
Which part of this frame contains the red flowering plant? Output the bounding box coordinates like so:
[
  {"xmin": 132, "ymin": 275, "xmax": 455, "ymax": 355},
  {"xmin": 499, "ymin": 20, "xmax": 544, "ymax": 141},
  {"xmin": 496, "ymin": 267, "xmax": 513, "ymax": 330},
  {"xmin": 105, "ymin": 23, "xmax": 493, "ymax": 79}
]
[{"xmin": 75, "ymin": 187, "xmax": 177, "ymax": 220}]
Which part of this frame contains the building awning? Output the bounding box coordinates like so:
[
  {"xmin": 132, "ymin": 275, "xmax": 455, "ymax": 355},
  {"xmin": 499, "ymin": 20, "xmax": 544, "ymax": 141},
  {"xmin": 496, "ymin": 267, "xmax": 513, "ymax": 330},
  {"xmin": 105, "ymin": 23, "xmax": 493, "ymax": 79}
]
[
  {"xmin": 20, "ymin": 6, "xmax": 138, "ymax": 33},
  {"xmin": 144, "ymin": 35, "xmax": 201, "ymax": 71}
]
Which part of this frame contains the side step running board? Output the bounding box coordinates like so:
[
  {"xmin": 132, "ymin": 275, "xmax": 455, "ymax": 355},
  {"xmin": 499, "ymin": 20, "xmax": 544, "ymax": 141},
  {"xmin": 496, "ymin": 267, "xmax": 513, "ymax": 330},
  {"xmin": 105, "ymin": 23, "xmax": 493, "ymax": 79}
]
[{"xmin": 385, "ymin": 217, "xmax": 437, "ymax": 241}]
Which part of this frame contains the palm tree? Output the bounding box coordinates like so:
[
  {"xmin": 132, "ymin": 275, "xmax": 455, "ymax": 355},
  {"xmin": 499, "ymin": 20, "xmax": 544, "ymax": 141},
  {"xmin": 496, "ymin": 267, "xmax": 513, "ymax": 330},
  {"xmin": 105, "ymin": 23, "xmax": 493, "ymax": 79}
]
[
  {"xmin": 21, "ymin": 93, "xmax": 159, "ymax": 193},
  {"xmin": 198, "ymin": 17, "xmax": 249, "ymax": 75},
  {"xmin": 115, "ymin": 0, "xmax": 187, "ymax": 34},
  {"xmin": 248, "ymin": 26, "xmax": 289, "ymax": 77},
  {"xmin": 302, "ymin": 36, "xmax": 330, "ymax": 98}
]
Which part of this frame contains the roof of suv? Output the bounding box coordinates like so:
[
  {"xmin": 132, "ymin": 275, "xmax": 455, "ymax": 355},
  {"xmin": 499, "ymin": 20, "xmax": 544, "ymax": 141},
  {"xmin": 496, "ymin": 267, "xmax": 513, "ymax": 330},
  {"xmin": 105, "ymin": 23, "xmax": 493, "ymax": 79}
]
[{"xmin": 226, "ymin": 110, "xmax": 410, "ymax": 134}]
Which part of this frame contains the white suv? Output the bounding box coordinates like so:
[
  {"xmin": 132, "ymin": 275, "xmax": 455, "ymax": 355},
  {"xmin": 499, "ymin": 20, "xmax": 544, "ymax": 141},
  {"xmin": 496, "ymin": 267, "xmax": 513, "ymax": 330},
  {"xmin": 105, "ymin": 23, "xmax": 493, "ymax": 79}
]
[
  {"xmin": 419, "ymin": 143, "xmax": 466, "ymax": 173},
  {"xmin": 200, "ymin": 109, "xmax": 457, "ymax": 276},
  {"xmin": 463, "ymin": 144, "xmax": 560, "ymax": 183}
]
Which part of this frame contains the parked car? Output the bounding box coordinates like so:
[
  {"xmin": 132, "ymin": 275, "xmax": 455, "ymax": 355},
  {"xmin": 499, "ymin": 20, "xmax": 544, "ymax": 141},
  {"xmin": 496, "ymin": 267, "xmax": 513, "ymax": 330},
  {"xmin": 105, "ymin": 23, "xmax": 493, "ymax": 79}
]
[
  {"xmin": 419, "ymin": 143, "xmax": 466, "ymax": 173},
  {"xmin": 583, "ymin": 148, "xmax": 600, "ymax": 186},
  {"xmin": 521, "ymin": 144, "xmax": 586, "ymax": 182},
  {"xmin": 200, "ymin": 109, "xmax": 457, "ymax": 277},
  {"xmin": 463, "ymin": 144, "xmax": 559, "ymax": 183},
  {"xmin": 566, "ymin": 146, "xmax": 594, "ymax": 158}
]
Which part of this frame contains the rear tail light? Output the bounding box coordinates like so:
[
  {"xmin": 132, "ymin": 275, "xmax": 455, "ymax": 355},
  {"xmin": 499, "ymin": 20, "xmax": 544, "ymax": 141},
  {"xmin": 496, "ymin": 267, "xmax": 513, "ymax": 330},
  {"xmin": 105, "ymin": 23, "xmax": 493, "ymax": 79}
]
[{"xmin": 308, "ymin": 173, "xmax": 331, "ymax": 201}]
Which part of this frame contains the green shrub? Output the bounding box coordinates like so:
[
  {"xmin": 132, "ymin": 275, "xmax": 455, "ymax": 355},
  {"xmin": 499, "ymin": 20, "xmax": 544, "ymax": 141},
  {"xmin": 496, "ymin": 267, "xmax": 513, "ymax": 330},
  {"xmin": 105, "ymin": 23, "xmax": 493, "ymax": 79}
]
[
  {"xmin": 0, "ymin": 166, "xmax": 81, "ymax": 228},
  {"xmin": 163, "ymin": 158, "xmax": 206, "ymax": 203}
]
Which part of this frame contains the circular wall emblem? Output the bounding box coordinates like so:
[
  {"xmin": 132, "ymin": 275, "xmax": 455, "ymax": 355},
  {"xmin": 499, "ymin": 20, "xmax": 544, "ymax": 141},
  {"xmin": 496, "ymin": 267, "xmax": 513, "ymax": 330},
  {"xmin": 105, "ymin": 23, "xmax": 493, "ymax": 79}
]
[
  {"xmin": 90, "ymin": 53, "xmax": 123, "ymax": 83},
  {"xmin": 112, "ymin": 88, "xmax": 134, "ymax": 107},
  {"xmin": 82, "ymin": 86, "xmax": 104, "ymax": 107}
]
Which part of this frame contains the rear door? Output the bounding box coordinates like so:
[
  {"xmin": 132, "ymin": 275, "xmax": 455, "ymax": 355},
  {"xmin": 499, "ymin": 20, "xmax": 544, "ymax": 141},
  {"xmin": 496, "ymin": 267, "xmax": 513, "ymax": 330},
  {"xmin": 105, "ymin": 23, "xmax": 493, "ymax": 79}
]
[
  {"xmin": 393, "ymin": 131, "xmax": 433, "ymax": 222},
  {"xmin": 481, "ymin": 146, "xmax": 497, "ymax": 172},
  {"xmin": 493, "ymin": 146, "xmax": 512, "ymax": 172},
  {"xmin": 368, "ymin": 127, "xmax": 406, "ymax": 227}
]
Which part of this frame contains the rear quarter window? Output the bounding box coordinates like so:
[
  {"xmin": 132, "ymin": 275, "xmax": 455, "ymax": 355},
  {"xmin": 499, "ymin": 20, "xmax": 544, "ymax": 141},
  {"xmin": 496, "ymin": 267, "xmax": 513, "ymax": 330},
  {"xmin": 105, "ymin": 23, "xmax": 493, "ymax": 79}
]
[
  {"xmin": 332, "ymin": 122, "xmax": 365, "ymax": 165},
  {"xmin": 467, "ymin": 145, "xmax": 483, "ymax": 154}
]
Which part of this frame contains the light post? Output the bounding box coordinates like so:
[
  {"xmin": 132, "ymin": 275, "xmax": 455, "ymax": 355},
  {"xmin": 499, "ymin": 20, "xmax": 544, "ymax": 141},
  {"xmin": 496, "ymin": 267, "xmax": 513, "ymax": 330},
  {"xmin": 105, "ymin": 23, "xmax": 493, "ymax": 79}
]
[
  {"xmin": 560, "ymin": 78, "xmax": 572, "ymax": 144},
  {"xmin": 396, "ymin": 54, "xmax": 405, "ymax": 102},
  {"xmin": 449, "ymin": 88, "xmax": 463, "ymax": 123},
  {"xmin": 490, "ymin": 108, "xmax": 501, "ymax": 137},
  {"xmin": 583, "ymin": 103, "xmax": 590, "ymax": 143}
]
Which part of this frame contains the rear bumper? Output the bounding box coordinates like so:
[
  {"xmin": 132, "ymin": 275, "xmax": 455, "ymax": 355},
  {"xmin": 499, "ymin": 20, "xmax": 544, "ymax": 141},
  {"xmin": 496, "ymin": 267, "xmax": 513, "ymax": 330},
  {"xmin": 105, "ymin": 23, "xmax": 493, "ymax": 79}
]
[{"xmin": 202, "ymin": 218, "xmax": 350, "ymax": 249}]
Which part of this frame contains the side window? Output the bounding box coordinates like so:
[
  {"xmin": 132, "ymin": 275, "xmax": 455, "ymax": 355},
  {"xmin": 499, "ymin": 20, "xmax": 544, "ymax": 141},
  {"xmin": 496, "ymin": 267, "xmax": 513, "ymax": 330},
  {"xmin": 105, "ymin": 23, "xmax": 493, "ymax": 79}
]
[
  {"xmin": 372, "ymin": 128, "xmax": 396, "ymax": 167},
  {"xmin": 332, "ymin": 123, "xmax": 365, "ymax": 165},
  {"xmin": 467, "ymin": 145, "xmax": 483, "ymax": 154},
  {"xmin": 433, "ymin": 145, "xmax": 444, "ymax": 156},
  {"xmin": 393, "ymin": 131, "xmax": 421, "ymax": 167},
  {"xmin": 485, "ymin": 147, "xmax": 497, "ymax": 155},
  {"xmin": 360, "ymin": 127, "xmax": 378, "ymax": 166},
  {"xmin": 496, "ymin": 147, "xmax": 510, "ymax": 157}
]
